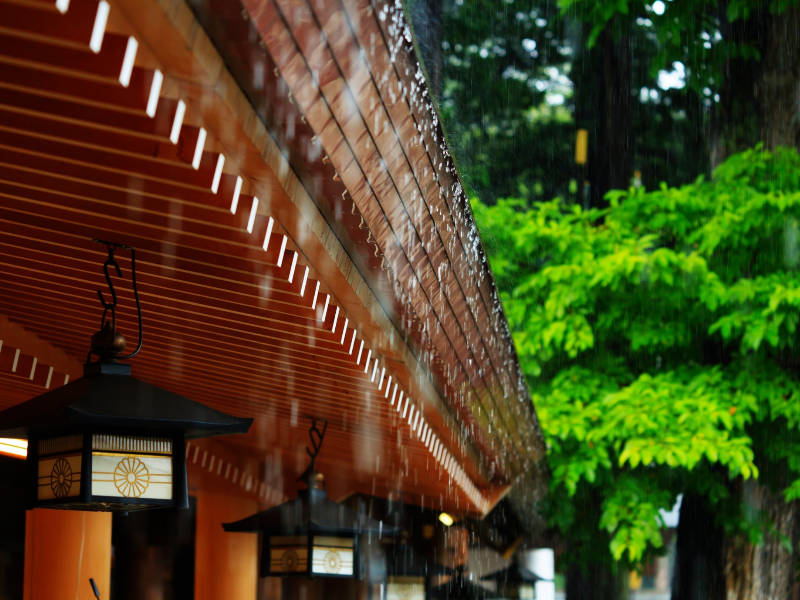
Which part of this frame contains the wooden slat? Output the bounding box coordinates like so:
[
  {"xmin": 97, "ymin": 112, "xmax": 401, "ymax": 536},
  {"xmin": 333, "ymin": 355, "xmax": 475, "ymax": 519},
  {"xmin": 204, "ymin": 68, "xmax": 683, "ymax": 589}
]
[
  {"xmin": 0, "ymin": 0, "xmax": 99, "ymax": 50},
  {"xmin": 0, "ymin": 29, "xmax": 129, "ymax": 82}
]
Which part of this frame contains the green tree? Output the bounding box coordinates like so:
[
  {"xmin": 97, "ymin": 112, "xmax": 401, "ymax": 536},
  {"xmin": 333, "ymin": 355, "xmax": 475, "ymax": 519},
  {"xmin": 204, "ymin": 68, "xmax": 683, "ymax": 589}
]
[
  {"xmin": 559, "ymin": 1, "xmax": 800, "ymax": 596},
  {"xmin": 435, "ymin": 0, "xmax": 577, "ymax": 203},
  {"xmin": 472, "ymin": 147, "xmax": 800, "ymax": 599}
]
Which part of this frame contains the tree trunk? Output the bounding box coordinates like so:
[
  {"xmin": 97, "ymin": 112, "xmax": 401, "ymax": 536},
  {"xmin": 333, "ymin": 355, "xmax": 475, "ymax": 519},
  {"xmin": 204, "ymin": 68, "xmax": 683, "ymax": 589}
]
[
  {"xmin": 671, "ymin": 493, "xmax": 726, "ymax": 600},
  {"xmin": 723, "ymin": 481, "xmax": 800, "ymax": 600},
  {"xmin": 709, "ymin": 6, "xmax": 800, "ymax": 596},
  {"xmin": 674, "ymin": 473, "xmax": 800, "ymax": 599},
  {"xmin": 564, "ymin": 488, "xmax": 629, "ymax": 600},
  {"xmin": 566, "ymin": 555, "xmax": 628, "ymax": 600},
  {"xmin": 709, "ymin": 7, "xmax": 762, "ymax": 168},
  {"xmin": 573, "ymin": 20, "xmax": 633, "ymax": 207},
  {"xmin": 711, "ymin": 4, "xmax": 800, "ymax": 167},
  {"xmin": 686, "ymin": 8, "xmax": 800, "ymax": 595},
  {"xmin": 758, "ymin": 6, "xmax": 800, "ymax": 151}
]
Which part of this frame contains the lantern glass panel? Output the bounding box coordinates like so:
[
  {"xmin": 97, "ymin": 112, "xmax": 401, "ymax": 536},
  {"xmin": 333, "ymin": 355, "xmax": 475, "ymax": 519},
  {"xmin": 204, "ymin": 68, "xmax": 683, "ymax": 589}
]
[
  {"xmin": 386, "ymin": 577, "xmax": 425, "ymax": 600},
  {"xmin": 269, "ymin": 536, "xmax": 309, "ymax": 573},
  {"xmin": 90, "ymin": 435, "xmax": 173, "ymax": 501},
  {"xmin": 519, "ymin": 583, "xmax": 535, "ymax": 600},
  {"xmin": 37, "ymin": 435, "xmax": 83, "ymax": 501},
  {"xmin": 34, "ymin": 432, "xmax": 179, "ymax": 507},
  {"xmin": 311, "ymin": 536, "xmax": 354, "ymax": 576}
]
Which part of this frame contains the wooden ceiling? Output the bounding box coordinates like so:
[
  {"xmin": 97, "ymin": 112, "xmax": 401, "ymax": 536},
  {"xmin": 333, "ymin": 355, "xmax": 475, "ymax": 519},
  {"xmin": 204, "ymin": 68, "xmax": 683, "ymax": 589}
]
[{"xmin": 0, "ymin": 0, "xmax": 545, "ymax": 517}]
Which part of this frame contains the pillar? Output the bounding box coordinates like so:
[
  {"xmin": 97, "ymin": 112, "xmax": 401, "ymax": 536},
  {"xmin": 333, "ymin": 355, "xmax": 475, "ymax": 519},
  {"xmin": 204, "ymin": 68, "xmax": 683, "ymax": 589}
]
[
  {"xmin": 23, "ymin": 508, "xmax": 112, "ymax": 600},
  {"xmin": 194, "ymin": 490, "xmax": 258, "ymax": 600}
]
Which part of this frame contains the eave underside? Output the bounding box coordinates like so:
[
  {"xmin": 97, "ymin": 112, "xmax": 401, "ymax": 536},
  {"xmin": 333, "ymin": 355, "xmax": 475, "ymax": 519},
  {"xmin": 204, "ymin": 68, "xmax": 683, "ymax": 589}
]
[{"xmin": 0, "ymin": 0, "xmax": 546, "ymax": 517}]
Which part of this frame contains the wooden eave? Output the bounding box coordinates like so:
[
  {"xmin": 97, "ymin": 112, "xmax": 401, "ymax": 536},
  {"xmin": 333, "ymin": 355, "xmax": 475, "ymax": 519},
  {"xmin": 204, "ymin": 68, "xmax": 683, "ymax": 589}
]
[
  {"xmin": 218, "ymin": 0, "xmax": 545, "ymax": 477},
  {"xmin": 0, "ymin": 0, "xmax": 546, "ymax": 517}
]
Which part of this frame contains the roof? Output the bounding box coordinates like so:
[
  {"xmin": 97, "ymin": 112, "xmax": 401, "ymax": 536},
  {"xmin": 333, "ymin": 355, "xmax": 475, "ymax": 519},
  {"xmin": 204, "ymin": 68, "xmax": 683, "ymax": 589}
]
[
  {"xmin": 0, "ymin": 0, "xmax": 546, "ymax": 520},
  {"xmin": 0, "ymin": 364, "xmax": 252, "ymax": 439}
]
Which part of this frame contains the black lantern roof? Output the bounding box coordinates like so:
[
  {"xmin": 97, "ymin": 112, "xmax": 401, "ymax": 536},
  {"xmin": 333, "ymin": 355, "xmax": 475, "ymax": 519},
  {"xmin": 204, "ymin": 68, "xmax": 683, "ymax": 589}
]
[
  {"xmin": 223, "ymin": 471, "xmax": 390, "ymax": 537},
  {"xmin": 430, "ymin": 567, "xmax": 502, "ymax": 600},
  {"xmin": 479, "ymin": 562, "xmax": 541, "ymax": 585},
  {"xmin": 386, "ymin": 543, "xmax": 455, "ymax": 577},
  {"xmin": 0, "ymin": 361, "xmax": 252, "ymax": 439}
]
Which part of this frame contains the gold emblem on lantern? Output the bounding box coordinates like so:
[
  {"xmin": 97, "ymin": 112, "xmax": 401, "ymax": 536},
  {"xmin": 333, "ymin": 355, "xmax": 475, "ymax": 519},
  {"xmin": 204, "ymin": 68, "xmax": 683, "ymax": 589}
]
[
  {"xmin": 282, "ymin": 549, "xmax": 300, "ymax": 571},
  {"xmin": 324, "ymin": 550, "xmax": 342, "ymax": 573},
  {"xmin": 113, "ymin": 456, "xmax": 150, "ymax": 497},
  {"xmin": 49, "ymin": 457, "xmax": 73, "ymax": 497}
]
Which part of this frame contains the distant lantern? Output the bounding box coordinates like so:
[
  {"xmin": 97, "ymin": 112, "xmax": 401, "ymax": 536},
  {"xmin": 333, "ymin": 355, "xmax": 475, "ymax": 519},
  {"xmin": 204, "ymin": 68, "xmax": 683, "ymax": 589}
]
[
  {"xmin": 0, "ymin": 241, "xmax": 252, "ymax": 511},
  {"xmin": 386, "ymin": 578, "xmax": 426, "ymax": 600},
  {"xmin": 223, "ymin": 419, "xmax": 392, "ymax": 578}
]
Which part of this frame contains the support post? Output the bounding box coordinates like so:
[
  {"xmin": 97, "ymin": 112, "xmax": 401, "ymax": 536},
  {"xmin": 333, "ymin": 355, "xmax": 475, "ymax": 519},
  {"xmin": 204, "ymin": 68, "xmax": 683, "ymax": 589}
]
[
  {"xmin": 23, "ymin": 508, "xmax": 111, "ymax": 600},
  {"xmin": 194, "ymin": 490, "xmax": 258, "ymax": 600}
]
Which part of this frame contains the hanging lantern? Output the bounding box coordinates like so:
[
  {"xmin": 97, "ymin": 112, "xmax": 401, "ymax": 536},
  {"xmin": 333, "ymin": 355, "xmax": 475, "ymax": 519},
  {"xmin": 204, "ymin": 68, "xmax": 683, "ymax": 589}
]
[
  {"xmin": 223, "ymin": 418, "xmax": 391, "ymax": 578},
  {"xmin": 0, "ymin": 241, "xmax": 252, "ymax": 511}
]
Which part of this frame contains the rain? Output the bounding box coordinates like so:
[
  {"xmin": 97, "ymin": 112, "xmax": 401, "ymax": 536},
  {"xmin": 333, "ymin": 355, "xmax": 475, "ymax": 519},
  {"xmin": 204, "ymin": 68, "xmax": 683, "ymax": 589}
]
[{"xmin": 0, "ymin": 0, "xmax": 798, "ymax": 599}]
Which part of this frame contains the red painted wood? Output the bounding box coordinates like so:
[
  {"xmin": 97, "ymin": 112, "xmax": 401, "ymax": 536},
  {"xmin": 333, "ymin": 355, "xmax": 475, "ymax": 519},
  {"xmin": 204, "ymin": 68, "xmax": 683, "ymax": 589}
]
[
  {"xmin": 0, "ymin": 30, "xmax": 129, "ymax": 81},
  {"xmin": 0, "ymin": 0, "xmax": 99, "ymax": 50},
  {"xmin": 0, "ymin": 61, "xmax": 156, "ymax": 112}
]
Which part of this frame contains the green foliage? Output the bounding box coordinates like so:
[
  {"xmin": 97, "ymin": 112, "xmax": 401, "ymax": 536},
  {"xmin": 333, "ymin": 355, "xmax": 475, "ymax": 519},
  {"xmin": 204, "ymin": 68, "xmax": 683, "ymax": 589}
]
[{"xmin": 473, "ymin": 147, "xmax": 800, "ymax": 567}]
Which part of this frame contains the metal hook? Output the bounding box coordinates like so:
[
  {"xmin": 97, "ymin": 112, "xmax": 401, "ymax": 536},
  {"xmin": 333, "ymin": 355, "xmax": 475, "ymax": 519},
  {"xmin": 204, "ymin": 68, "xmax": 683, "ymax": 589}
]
[
  {"xmin": 296, "ymin": 418, "xmax": 328, "ymax": 486},
  {"xmin": 96, "ymin": 244, "xmax": 123, "ymax": 331},
  {"xmin": 305, "ymin": 418, "xmax": 327, "ymax": 472},
  {"xmin": 91, "ymin": 239, "xmax": 143, "ymax": 360}
]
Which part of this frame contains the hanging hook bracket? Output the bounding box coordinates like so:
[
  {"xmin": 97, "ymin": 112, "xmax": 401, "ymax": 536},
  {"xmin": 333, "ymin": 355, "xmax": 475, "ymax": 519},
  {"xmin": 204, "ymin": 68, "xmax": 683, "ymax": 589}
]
[
  {"xmin": 88, "ymin": 240, "xmax": 143, "ymax": 362},
  {"xmin": 298, "ymin": 418, "xmax": 327, "ymax": 488}
]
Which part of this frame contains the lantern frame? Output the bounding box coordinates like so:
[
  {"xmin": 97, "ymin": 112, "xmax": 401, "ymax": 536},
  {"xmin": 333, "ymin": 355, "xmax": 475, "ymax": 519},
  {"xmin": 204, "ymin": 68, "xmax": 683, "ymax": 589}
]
[{"xmin": 28, "ymin": 427, "xmax": 186, "ymax": 512}]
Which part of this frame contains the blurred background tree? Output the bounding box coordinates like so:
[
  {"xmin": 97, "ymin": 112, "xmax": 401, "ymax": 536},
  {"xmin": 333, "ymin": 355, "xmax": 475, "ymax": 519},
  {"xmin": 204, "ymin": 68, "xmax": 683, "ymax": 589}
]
[
  {"xmin": 411, "ymin": 0, "xmax": 711, "ymax": 207},
  {"xmin": 416, "ymin": 0, "xmax": 576, "ymax": 202}
]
